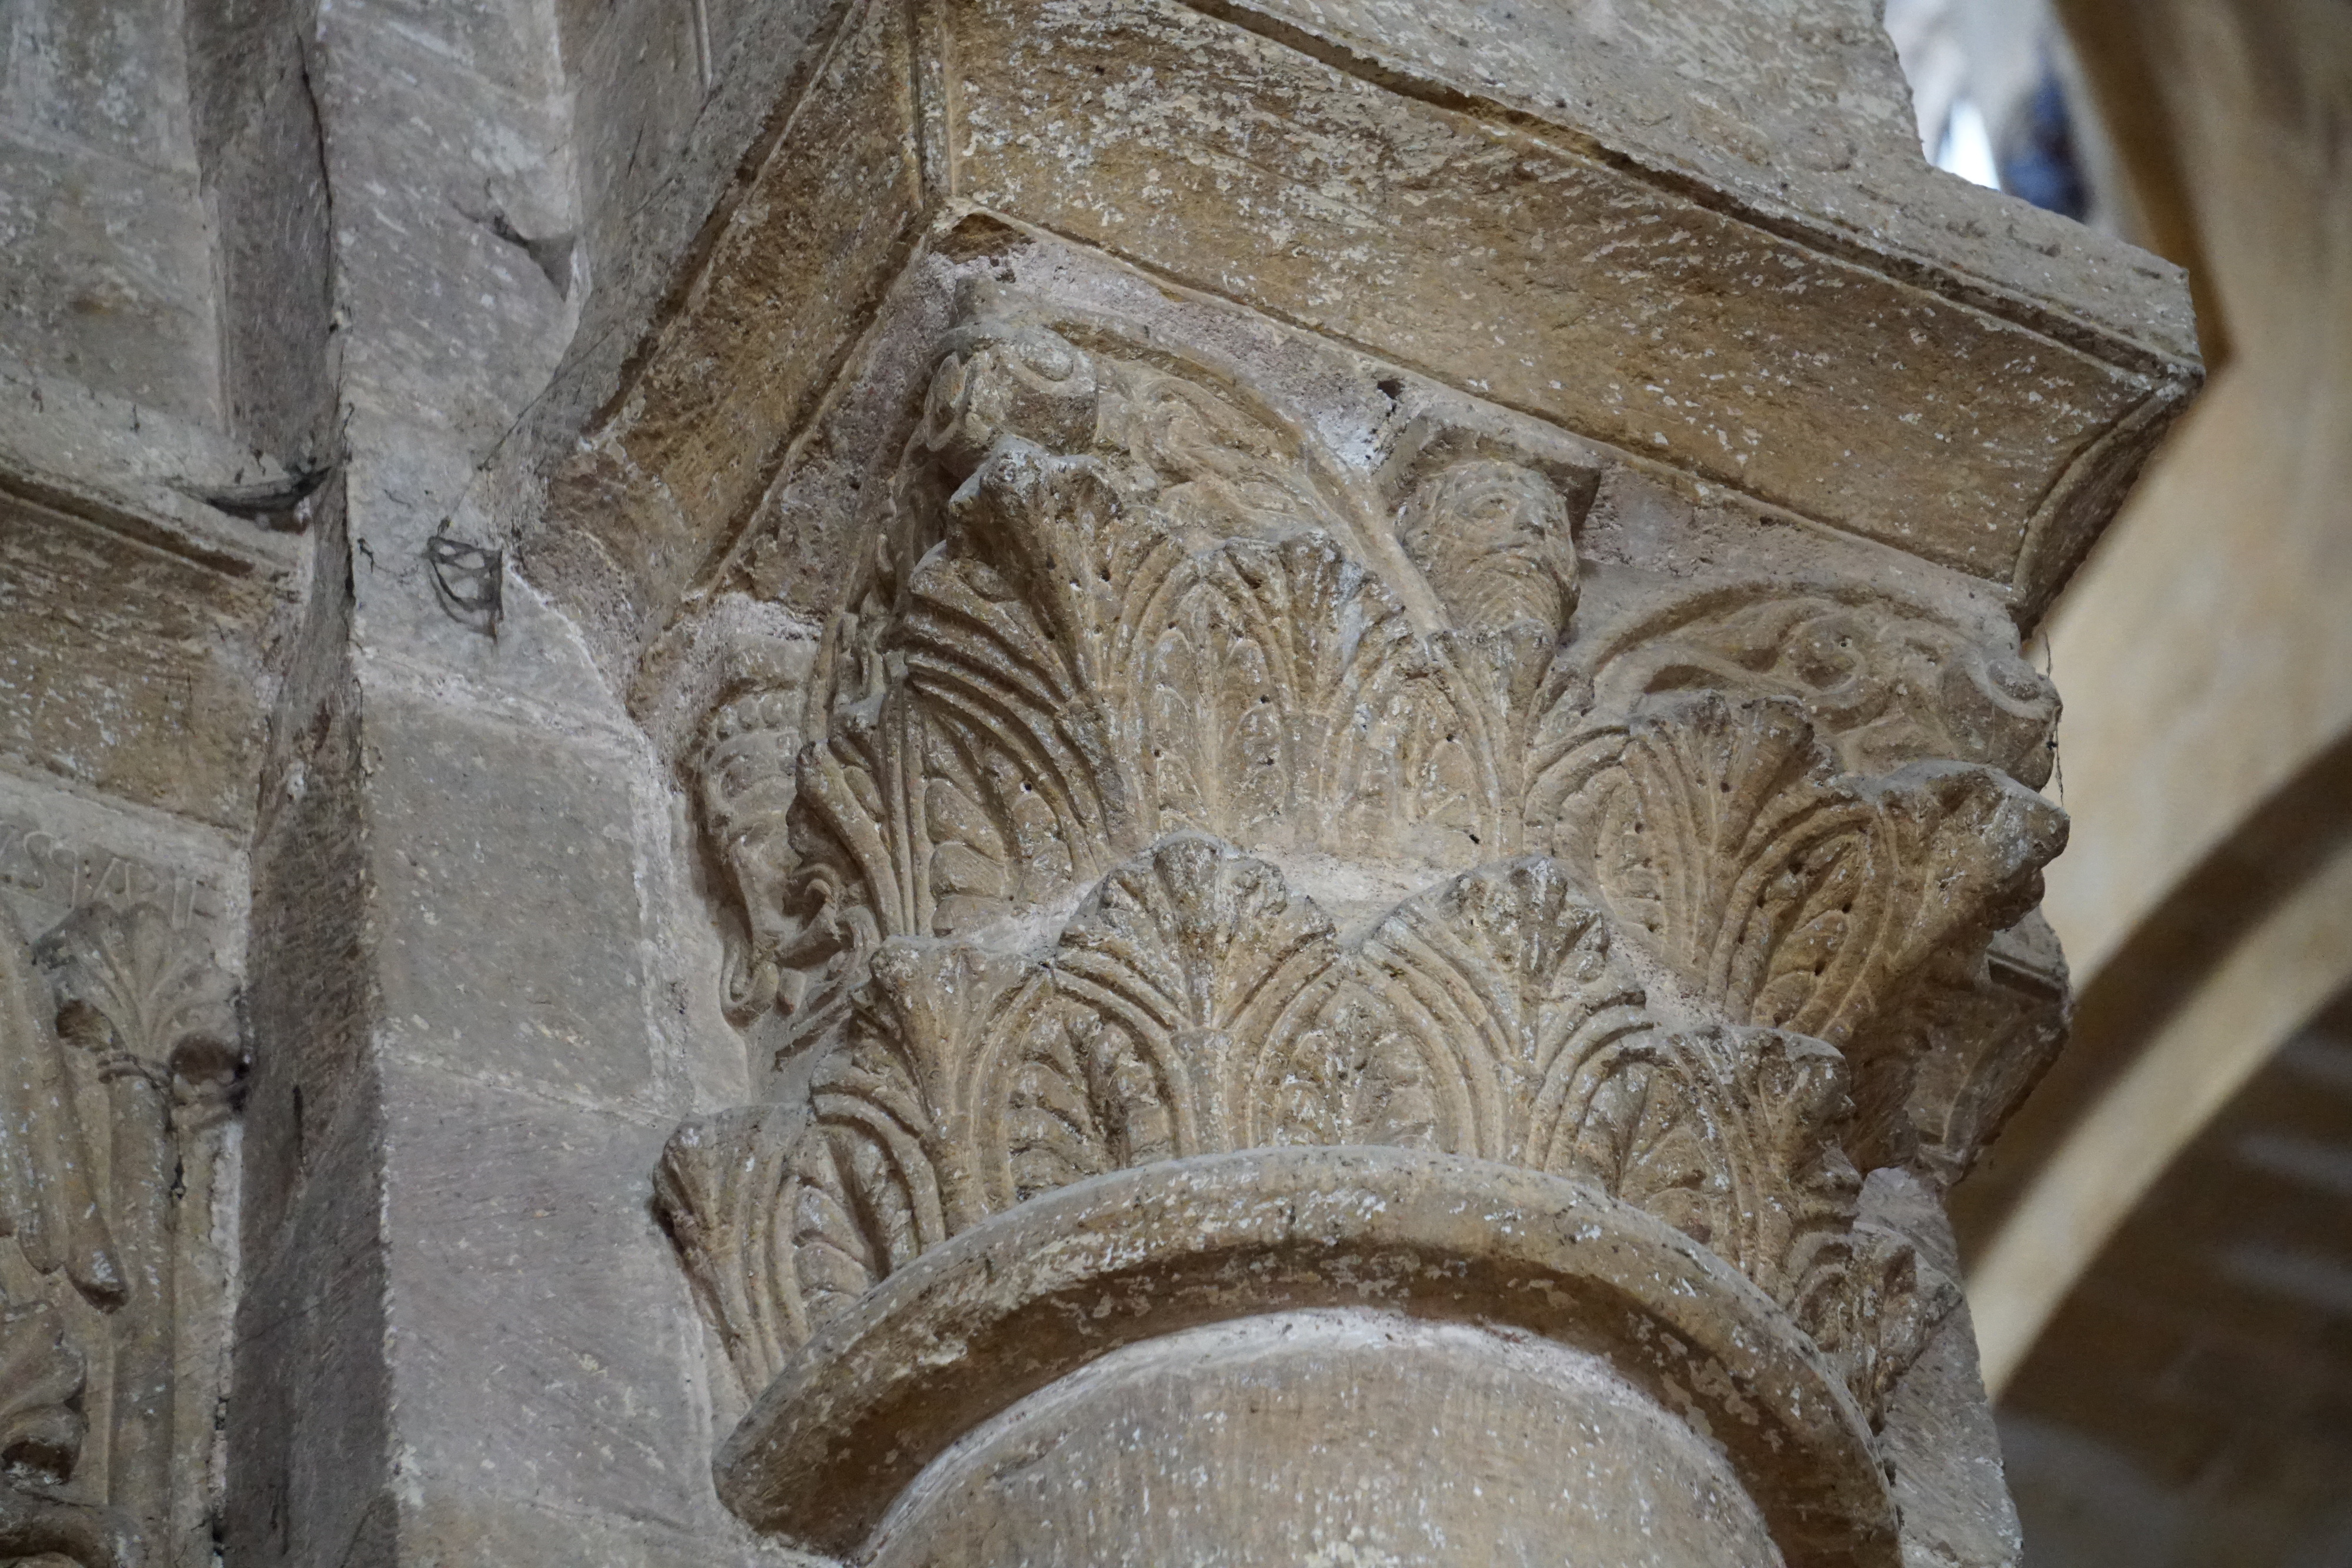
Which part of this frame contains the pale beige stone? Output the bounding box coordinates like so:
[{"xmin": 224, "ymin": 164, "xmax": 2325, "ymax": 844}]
[
  {"xmin": 0, "ymin": 889, "xmax": 240, "ymax": 1567},
  {"xmin": 0, "ymin": 0, "xmax": 2204, "ymax": 1563},
  {"xmin": 646, "ymin": 248, "xmax": 2147, "ymax": 1561}
]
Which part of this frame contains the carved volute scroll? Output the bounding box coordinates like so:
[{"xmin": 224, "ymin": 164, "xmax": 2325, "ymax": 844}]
[
  {"xmin": 1570, "ymin": 584, "xmax": 2063, "ymax": 788},
  {"xmin": 659, "ymin": 289, "xmax": 2069, "ymax": 1560}
]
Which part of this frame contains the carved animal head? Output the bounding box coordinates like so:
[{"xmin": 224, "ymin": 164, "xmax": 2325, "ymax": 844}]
[
  {"xmin": 697, "ymin": 687, "xmax": 806, "ymax": 1022},
  {"xmin": 919, "ymin": 322, "xmax": 1101, "ymax": 479}
]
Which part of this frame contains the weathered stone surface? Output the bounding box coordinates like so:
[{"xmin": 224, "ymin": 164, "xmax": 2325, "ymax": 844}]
[
  {"xmin": 0, "ymin": 0, "xmax": 222, "ymax": 424},
  {"xmin": 0, "ymin": 133, "xmax": 219, "ymax": 423},
  {"xmin": 398, "ymin": 1489, "xmax": 764, "ymax": 1568},
  {"xmin": 564, "ymin": 0, "xmax": 703, "ymax": 274},
  {"xmin": 0, "ymin": 0, "xmax": 2200, "ymax": 1563},
  {"xmin": 1200, "ymin": 0, "xmax": 2193, "ymax": 365},
  {"xmin": 950, "ymin": 0, "xmax": 2163, "ymax": 582},
  {"xmin": 0, "ymin": 348, "xmax": 319, "ymax": 556},
  {"xmin": 1866, "ymin": 1166, "xmax": 2027, "ymax": 1568},
  {"xmin": 514, "ymin": 0, "xmax": 2195, "ymax": 687},
  {"xmin": 720, "ymin": 1149, "xmax": 1898, "ymax": 1564},
  {"xmin": 186, "ymin": 0, "xmax": 338, "ymax": 460},
  {"xmin": 0, "ymin": 494, "xmax": 288, "ymax": 834},
  {"xmin": 237, "ymin": 579, "xmax": 366, "ymax": 1269},
  {"xmin": 225, "ymin": 1062, "xmax": 391, "ymax": 1568},
  {"xmin": 536, "ymin": 0, "xmax": 927, "ymax": 648},
  {"xmin": 379, "ymin": 1062, "xmax": 707, "ymax": 1531},
  {"xmin": 316, "ymin": 0, "xmax": 578, "ymax": 453},
  {"xmin": 368, "ymin": 697, "xmax": 653, "ymax": 1102},
  {"xmin": 872, "ymin": 1310, "xmax": 1783, "ymax": 1567},
  {"xmin": 643, "ymin": 262, "xmax": 2109, "ymax": 1564}
]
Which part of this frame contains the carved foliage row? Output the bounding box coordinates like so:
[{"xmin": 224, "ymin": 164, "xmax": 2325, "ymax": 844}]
[
  {"xmin": 1536, "ymin": 693, "xmax": 2066, "ymax": 1052},
  {"xmin": 754, "ymin": 319, "xmax": 1592, "ymax": 1027},
  {"xmin": 662, "ymin": 741, "xmax": 2015, "ymax": 1415},
  {"xmin": 784, "ymin": 452, "xmax": 1573, "ymax": 978},
  {"xmin": 739, "ymin": 316, "xmax": 2060, "ymax": 1085},
  {"xmin": 666, "ymin": 308, "xmax": 2060, "ymax": 1432}
]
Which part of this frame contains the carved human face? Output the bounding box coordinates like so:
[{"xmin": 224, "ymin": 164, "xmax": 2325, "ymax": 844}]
[{"xmin": 1400, "ymin": 460, "xmax": 1579, "ymax": 637}]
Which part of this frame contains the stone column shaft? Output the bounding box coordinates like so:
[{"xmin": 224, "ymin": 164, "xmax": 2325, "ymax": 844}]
[{"xmin": 99, "ymin": 1055, "xmax": 175, "ymax": 1544}]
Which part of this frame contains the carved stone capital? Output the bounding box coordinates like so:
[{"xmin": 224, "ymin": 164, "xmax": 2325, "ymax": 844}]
[
  {"xmin": 5, "ymin": 899, "xmax": 243, "ymax": 1566},
  {"xmin": 37, "ymin": 903, "xmax": 238, "ymax": 1082},
  {"xmin": 656, "ymin": 286, "xmax": 2070, "ymax": 1561}
]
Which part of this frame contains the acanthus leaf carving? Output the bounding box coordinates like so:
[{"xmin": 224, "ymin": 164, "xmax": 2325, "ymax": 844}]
[
  {"xmin": 1534, "ymin": 691, "xmax": 2066, "ymax": 1160},
  {"xmin": 1553, "ymin": 1025, "xmax": 1849, "ymax": 1288},
  {"xmin": 654, "ymin": 1102, "xmax": 808, "ymax": 1395},
  {"xmin": 665, "ymin": 297, "xmax": 2062, "ymax": 1440},
  {"xmin": 836, "ymin": 937, "xmax": 1034, "ymax": 1235},
  {"xmin": 1354, "ymin": 857, "xmax": 1648, "ymax": 1166},
  {"xmin": 663, "ymin": 828, "xmax": 1960, "ymax": 1417},
  {"xmin": 1895, "ymin": 910, "xmax": 2072, "ymax": 1185},
  {"xmin": 1798, "ymin": 1219, "xmax": 1965, "ymax": 1423},
  {"xmin": 1538, "ymin": 1009, "xmax": 1957, "ymax": 1422},
  {"xmin": 0, "ymin": 898, "xmax": 241, "ymax": 1566},
  {"xmin": 33, "ymin": 901, "xmax": 244, "ymax": 1556},
  {"xmin": 1043, "ymin": 834, "xmax": 1338, "ymax": 1154},
  {"xmin": 745, "ymin": 314, "xmax": 1605, "ymax": 1039},
  {"xmin": 38, "ymin": 902, "xmax": 238, "ymax": 1078},
  {"xmin": 1148, "ymin": 532, "xmax": 1421, "ymax": 854},
  {"xmin": 0, "ymin": 1298, "xmax": 87, "ymax": 1486},
  {"xmin": 1348, "ymin": 856, "xmax": 1942, "ymax": 1390}
]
